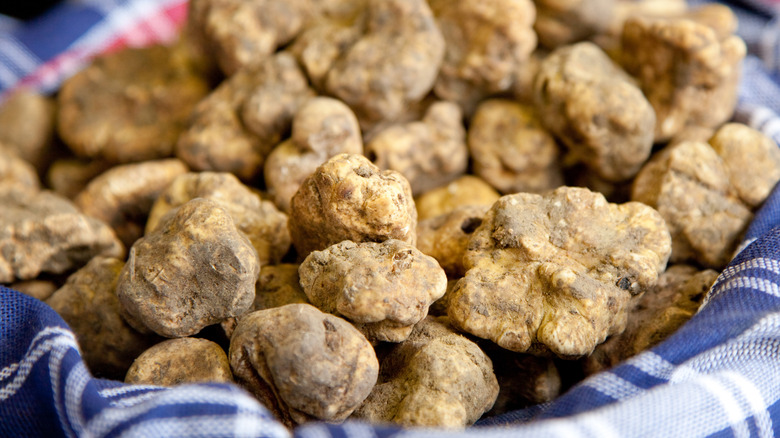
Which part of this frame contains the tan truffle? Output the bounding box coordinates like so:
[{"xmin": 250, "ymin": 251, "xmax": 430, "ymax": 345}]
[
  {"xmin": 429, "ymin": 0, "xmax": 537, "ymax": 114},
  {"xmin": 265, "ymin": 97, "xmax": 363, "ymax": 212},
  {"xmin": 325, "ymin": 0, "xmax": 445, "ymax": 127},
  {"xmin": 117, "ymin": 198, "xmax": 260, "ymax": 338},
  {"xmin": 534, "ymin": 0, "xmax": 615, "ymax": 49},
  {"xmin": 468, "ymin": 99, "xmax": 563, "ymax": 194},
  {"xmin": 11, "ymin": 280, "xmax": 58, "ymax": 301},
  {"xmin": 631, "ymin": 141, "xmax": 753, "ymax": 268},
  {"xmin": 416, "ymin": 205, "xmax": 490, "ymax": 278},
  {"xmin": 176, "ymin": 52, "xmax": 313, "ymax": 182},
  {"xmin": 46, "ymin": 158, "xmax": 112, "ymax": 200},
  {"xmin": 352, "ymin": 316, "xmax": 498, "ymax": 428},
  {"xmin": 229, "ymin": 304, "xmax": 379, "ymax": 426},
  {"xmin": 146, "ymin": 172, "xmax": 290, "ymax": 266},
  {"xmin": 583, "ymin": 265, "xmax": 718, "ymax": 374},
  {"xmin": 125, "ymin": 338, "xmax": 233, "ymax": 386},
  {"xmin": 289, "ymin": 154, "xmax": 417, "ymax": 258},
  {"xmin": 366, "ymin": 101, "xmax": 467, "ymax": 196},
  {"xmin": 0, "ymin": 190, "xmax": 124, "ymax": 283},
  {"xmin": 621, "ymin": 4, "xmax": 746, "ymax": 141},
  {"xmin": 0, "ymin": 88, "xmax": 56, "ymax": 173},
  {"xmin": 448, "ymin": 186, "xmax": 672, "ymax": 357},
  {"xmin": 75, "ymin": 159, "xmax": 189, "ymax": 249},
  {"xmin": 299, "ymin": 239, "xmax": 447, "ymax": 343},
  {"xmin": 57, "ymin": 45, "xmax": 209, "ymax": 164},
  {"xmin": 534, "ymin": 42, "xmax": 655, "ymax": 182},
  {"xmin": 0, "ymin": 145, "xmax": 40, "ymax": 197},
  {"xmin": 47, "ymin": 257, "xmax": 159, "ymax": 379},
  {"xmin": 415, "ymin": 175, "xmax": 500, "ymax": 221},
  {"xmin": 187, "ymin": 0, "xmax": 310, "ymax": 75},
  {"xmin": 709, "ymin": 123, "xmax": 780, "ymax": 208}
]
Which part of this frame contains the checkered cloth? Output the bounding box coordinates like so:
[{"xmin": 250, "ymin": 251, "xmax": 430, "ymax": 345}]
[{"xmin": 3, "ymin": 0, "xmax": 780, "ymax": 436}]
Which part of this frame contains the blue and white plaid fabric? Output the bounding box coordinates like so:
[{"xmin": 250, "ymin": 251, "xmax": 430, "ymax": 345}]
[{"xmin": 4, "ymin": 0, "xmax": 780, "ymax": 436}]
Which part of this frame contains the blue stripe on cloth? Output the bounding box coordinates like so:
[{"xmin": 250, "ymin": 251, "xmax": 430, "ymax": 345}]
[{"xmin": 12, "ymin": 4, "xmax": 104, "ymax": 61}]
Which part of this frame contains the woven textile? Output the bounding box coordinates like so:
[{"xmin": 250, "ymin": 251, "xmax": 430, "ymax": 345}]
[{"xmin": 3, "ymin": 0, "xmax": 780, "ymax": 436}]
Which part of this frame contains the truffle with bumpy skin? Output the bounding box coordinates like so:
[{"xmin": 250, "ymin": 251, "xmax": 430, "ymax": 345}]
[
  {"xmin": 0, "ymin": 145, "xmax": 40, "ymax": 197},
  {"xmin": 75, "ymin": 159, "xmax": 188, "ymax": 248},
  {"xmin": 229, "ymin": 304, "xmax": 378, "ymax": 426},
  {"xmin": 366, "ymin": 101, "xmax": 467, "ymax": 196},
  {"xmin": 448, "ymin": 186, "xmax": 672, "ymax": 357},
  {"xmin": 415, "ymin": 175, "xmax": 500, "ymax": 221},
  {"xmin": 631, "ymin": 141, "xmax": 753, "ymax": 268},
  {"xmin": 325, "ymin": 0, "xmax": 444, "ymax": 127},
  {"xmin": 125, "ymin": 338, "xmax": 233, "ymax": 386},
  {"xmin": 621, "ymin": 4, "xmax": 746, "ymax": 141},
  {"xmin": 534, "ymin": 42, "xmax": 655, "ymax": 182},
  {"xmin": 428, "ymin": 0, "xmax": 537, "ymax": 114},
  {"xmin": 289, "ymin": 153, "xmax": 417, "ymax": 258},
  {"xmin": 57, "ymin": 45, "xmax": 209, "ymax": 164},
  {"xmin": 146, "ymin": 172, "xmax": 290, "ymax": 266},
  {"xmin": 0, "ymin": 190, "xmax": 124, "ymax": 283},
  {"xmin": 416, "ymin": 205, "xmax": 490, "ymax": 278},
  {"xmin": 264, "ymin": 97, "xmax": 363, "ymax": 212},
  {"xmin": 351, "ymin": 316, "xmax": 498, "ymax": 428},
  {"xmin": 534, "ymin": 0, "xmax": 615, "ymax": 49},
  {"xmin": 299, "ymin": 239, "xmax": 447, "ymax": 343},
  {"xmin": 117, "ymin": 198, "xmax": 260, "ymax": 338},
  {"xmin": 468, "ymin": 99, "xmax": 563, "ymax": 194},
  {"xmin": 708, "ymin": 123, "xmax": 780, "ymax": 209},
  {"xmin": 176, "ymin": 52, "xmax": 314, "ymax": 182},
  {"xmin": 583, "ymin": 264, "xmax": 718, "ymax": 375},
  {"xmin": 47, "ymin": 256, "xmax": 159, "ymax": 379}
]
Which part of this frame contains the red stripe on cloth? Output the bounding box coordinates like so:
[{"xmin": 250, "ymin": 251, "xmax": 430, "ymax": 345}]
[{"xmin": 103, "ymin": 1, "xmax": 188, "ymax": 53}]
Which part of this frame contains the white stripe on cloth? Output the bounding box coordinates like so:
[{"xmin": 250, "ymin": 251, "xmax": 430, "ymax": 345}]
[
  {"xmin": 115, "ymin": 414, "xmax": 291, "ymax": 438},
  {"xmin": 582, "ymin": 372, "xmax": 643, "ymax": 401},
  {"xmin": 64, "ymin": 361, "xmax": 91, "ymax": 437},
  {"xmin": 99, "ymin": 384, "xmax": 163, "ymax": 399},
  {"xmin": 51, "ymin": 334, "xmax": 78, "ymax": 438}
]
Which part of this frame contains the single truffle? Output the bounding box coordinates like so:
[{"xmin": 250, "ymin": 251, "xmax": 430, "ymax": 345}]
[
  {"xmin": 146, "ymin": 172, "xmax": 290, "ymax": 266},
  {"xmin": 57, "ymin": 44, "xmax": 209, "ymax": 164},
  {"xmin": 709, "ymin": 123, "xmax": 780, "ymax": 208},
  {"xmin": 429, "ymin": 0, "xmax": 537, "ymax": 113},
  {"xmin": 621, "ymin": 4, "xmax": 746, "ymax": 141},
  {"xmin": 583, "ymin": 265, "xmax": 718, "ymax": 374},
  {"xmin": 448, "ymin": 186, "xmax": 672, "ymax": 357},
  {"xmin": 176, "ymin": 52, "xmax": 313, "ymax": 182},
  {"xmin": 0, "ymin": 145, "xmax": 40, "ymax": 197},
  {"xmin": 534, "ymin": 0, "xmax": 615, "ymax": 49},
  {"xmin": 230, "ymin": 304, "xmax": 379, "ymax": 425},
  {"xmin": 264, "ymin": 97, "xmax": 363, "ymax": 212},
  {"xmin": 0, "ymin": 88, "xmax": 56, "ymax": 173},
  {"xmin": 415, "ymin": 175, "xmax": 501, "ymax": 221},
  {"xmin": 125, "ymin": 338, "xmax": 233, "ymax": 386},
  {"xmin": 416, "ymin": 205, "xmax": 490, "ymax": 278},
  {"xmin": 117, "ymin": 198, "xmax": 260, "ymax": 338},
  {"xmin": 325, "ymin": 0, "xmax": 445, "ymax": 127},
  {"xmin": 289, "ymin": 154, "xmax": 417, "ymax": 259},
  {"xmin": 75, "ymin": 159, "xmax": 189, "ymax": 248},
  {"xmin": 468, "ymin": 99, "xmax": 563, "ymax": 194},
  {"xmin": 534, "ymin": 42, "xmax": 655, "ymax": 182},
  {"xmin": 11, "ymin": 280, "xmax": 58, "ymax": 301},
  {"xmin": 352, "ymin": 316, "xmax": 499, "ymax": 428},
  {"xmin": 366, "ymin": 101, "xmax": 468, "ymax": 196},
  {"xmin": 46, "ymin": 158, "xmax": 112, "ymax": 200},
  {"xmin": 299, "ymin": 239, "xmax": 447, "ymax": 343},
  {"xmin": 0, "ymin": 190, "xmax": 124, "ymax": 283},
  {"xmin": 46, "ymin": 256, "xmax": 159, "ymax": 379}
]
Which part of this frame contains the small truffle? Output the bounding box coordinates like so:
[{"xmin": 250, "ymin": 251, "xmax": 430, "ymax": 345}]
[
  {"xmin": 117, "ymin": 198, "xmax": 260, "ymax": 338},
  {"xmin": 415, "ymin": 175, "xmax": 500, "ymax": 221},
  {"xmin": 468, "ymin": 99, "xmax": 563, "ymax": 194},
  {"xmin": 352, "ymin": 317, "xmax": 499, "ymax": 428},
  {"xmin": 534, "ymin": 42, "xmax": 655, "ymax": 182},
  {"xmin": 0, "ymin": 191, "xmax": 124, "ymax": 283},
  {"xmin": 125, "ymin": 338, "xmax": 233, "ymax": 386},
  {"xmin": 631, "ymin": 141, "xmax": 753, "ymax": 268},
  {"xmin": 47, "ymin": 257, "xmax": 159, "ymax": 379},
  {"xmin": 299, "ymin": 239, "xmax": 447, "ymax": 343},
  {"xmin": 229, "ymin": 304, "xmax": 379, "ymax": 425},
  {"xmin": 366, "ymin": 101, "xmax": 468, "ymax": 196},
  {"xmin": 448, "ymin": 186, "xmax": 672, "ymax": 357},
  {"xmin": 0, "ymin": 88, "xmax": 56, "ymax": 173},
  {"xmin": 0, "ymin": 145, "xmax": 40, "ymax": 197},
  {"xmin": 534, "ymin": 0, "xmax": 615, "ymax": 49},
  {"xmin": 289, "ymin": 154, "xmax": 417, "ymax": 258}
]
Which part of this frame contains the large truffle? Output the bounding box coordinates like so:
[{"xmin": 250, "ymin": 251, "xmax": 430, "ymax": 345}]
[
  {"xmin": 299, "ymin": 239, "xmax": 447, "ymax": 343},
  {"xmin": 352, "ymin": 317, "xmax": 498, "ymax": 428},
  {"xmin": 229, "ymin": 304, "xmax": 378, "ymax": 426},
  {"xmin": 534, "ymin": 42, "xmax": 655, "ymax": 182},
  {"xmin": 289, "ymin": 154, "xmax": 417, "ymax": 258},
  {"xmin": 621, "ymin": 4, "xmax": 746, "ymax": 141},
  {"xmin": 117, "ymin": 198, "xmax": 260, "ymax": 338},
  {"xmin": 448, "ymin": 186, "xmax": 672, "ymax": 357}
]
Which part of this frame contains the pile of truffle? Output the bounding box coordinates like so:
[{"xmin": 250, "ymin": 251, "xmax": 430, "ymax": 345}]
[{"xmin": 2, "ymin": 0, "xmax": 779, "ymax": 429}]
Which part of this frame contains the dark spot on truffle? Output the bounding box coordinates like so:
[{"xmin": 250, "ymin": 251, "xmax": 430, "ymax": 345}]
[
  {"xmin": 616, "ymin": 277, "xmax": 631, "ymax": 290},
  {"xmin": 460, "ymin": 217, "xmax": 483, "ymax": 234}
]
